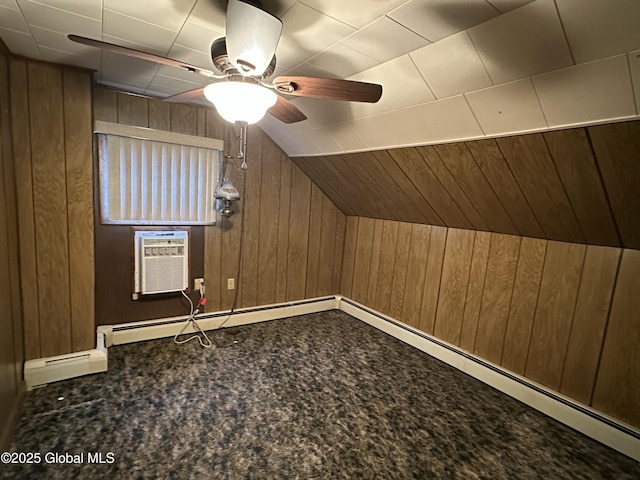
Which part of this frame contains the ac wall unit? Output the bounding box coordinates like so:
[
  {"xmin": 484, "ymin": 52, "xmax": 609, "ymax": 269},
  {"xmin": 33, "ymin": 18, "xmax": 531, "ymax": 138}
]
[{"xmin": 134, "ymin": 230, "xmax": 189, "ymax": 295}]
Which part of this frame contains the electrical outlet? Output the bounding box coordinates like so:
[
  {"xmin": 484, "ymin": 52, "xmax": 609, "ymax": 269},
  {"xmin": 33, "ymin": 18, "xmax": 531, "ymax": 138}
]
[
  {"xmin": 227, "ymin": 278, "xmax": 235, "ymax": 290},
  {"xmin": 194, "ymin": 278, "xmax": 204, "ymax": 293}
]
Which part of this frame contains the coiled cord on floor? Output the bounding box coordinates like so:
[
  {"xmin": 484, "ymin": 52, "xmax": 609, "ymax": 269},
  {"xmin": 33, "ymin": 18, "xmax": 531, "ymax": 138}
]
[{"xmin": 173, "ymin": 290, "xmax": 213, "ymax": 348}]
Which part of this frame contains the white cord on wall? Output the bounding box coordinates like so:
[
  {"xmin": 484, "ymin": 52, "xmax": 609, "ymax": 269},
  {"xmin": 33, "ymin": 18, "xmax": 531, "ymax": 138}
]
[{"xmin": 173, "ymin": 290, "xmax": 213, "ymax": 348}]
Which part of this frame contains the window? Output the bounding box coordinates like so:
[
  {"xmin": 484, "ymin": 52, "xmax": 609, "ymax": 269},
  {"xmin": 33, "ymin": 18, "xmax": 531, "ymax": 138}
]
[{"xmin": 95, "ymin": 121, "xmax": 223, "ymax": 225}]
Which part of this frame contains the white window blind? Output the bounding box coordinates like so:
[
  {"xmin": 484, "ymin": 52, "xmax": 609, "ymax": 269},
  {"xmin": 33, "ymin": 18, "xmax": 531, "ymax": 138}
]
[{"xmin": 95, "ymin": 121, "xmax": 223, "ymax": 225}]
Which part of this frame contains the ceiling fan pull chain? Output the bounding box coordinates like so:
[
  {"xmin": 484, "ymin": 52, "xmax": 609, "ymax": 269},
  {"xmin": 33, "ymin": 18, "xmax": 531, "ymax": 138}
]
[{"xmin": 236, "ymin": 121, "xmax": 249, "ymax": 170}]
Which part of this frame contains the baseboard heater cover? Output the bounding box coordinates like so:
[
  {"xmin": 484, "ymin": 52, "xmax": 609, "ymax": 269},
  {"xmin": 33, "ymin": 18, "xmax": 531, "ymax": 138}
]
[
  {"xmin": 336, "ymin": 296, "xmax": 640, "ymax": 462},
  {"xmin": 100, "ymin": 296, "xmax": 339, "ymax": 347},
  {"xmin": 23, "ymin": 330, "xmax": 108, "ymax": 391}
]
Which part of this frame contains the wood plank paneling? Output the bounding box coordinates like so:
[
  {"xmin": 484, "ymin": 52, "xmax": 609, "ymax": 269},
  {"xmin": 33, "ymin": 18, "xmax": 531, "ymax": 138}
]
[
  {"xmin": 294, "ymin": 157, "xmax": 354, "ymax": 215},
  {"xmin": 10, "ymin": 60, "xmax": 40, "ymax": 359},
  {"xmin": 401, "ymin": 224, "xmax": 431, "ymax": 329},
  {"xmin": 286, "ymin": 164, "xmax": 311, "ymax": 300},
  {"xmin": 63, "ymin": 69, "xmax": 94, "ymax": 352},
  {"xmin": 351, "ymin": 217, "xmax": 375, "ymax": 304},
  {"xmin": 497, "ymin": 134, "xmax": 584, "ymax": 243},
  {"xmin": 543, "ymin": 129, "xmax": 620, "ymax": 247},
  {"xmin": 275, "ymin": 153, "xmax": 291, "ymax": 303},
  {"xmin": 373, "ymin": 150, "xmax": 442, "ymax": 225},
  {"xmin": 305, "ymin": 184, "xmax": 323, "ymax": 298},
  {"xmin": 148, "ymin": 98, "xmax": 170, "ymax": 131},
  {"xmin": 170, "ymin": 103, "xmax": 197, "ymax": 135},
  {"xmin": 560, "ymin": 246, "xmax": 620, "ymax": 404},
  {"xmin": 365, "ymin": 219, "xmax": 384, "ymax": 307},
  {"xmin": 525, "ymin": 241, "xmax": 586, "ymax": 390},
  {"xmin": 94, "ymin": 87, "xmax": 118, "ymax": 123},
  {"xmin": 374, "ymin": 220, "xmax": 399, "ymax": 314},
  {"xmin": 340, "ymin": 216, "xmax": 358, "ymax": 298},
  {"xmin": 459, "ymin": 231, "xmax": 491, "ymax": 352},
  {"xmin": 117, "ymin": 92, "xmax": 148, "ymax": 126},
  {"xmin": 256, "ymin": 135, "xmax": 281, "ymax": 306},
  {"xmin": 389, "ymin": 222, "xmax": 412, "ymax": 319},
  {"xmin": 389, "ymin": 147, "xmax": 472, "ymax": 229},
  {"xmin": 317, "ymin": 195, "xmax": 338, "ymax": 296},
  {"xmin": 501, "ymin": 237, "xmax": 547, "ymax": 375},
  {"xmin": 29, "ymin": 62, "xmax": 72, "ymax": 357},
  {"xmin": 467, "ymin": 139, "xmax": 545, "ymax": 238},
  {"xmin": 434, "ymin": 228, "xmax": 475, "ymax": 346},
  {"xmin": 416, "ymin": 146, "xmax": 488, "ymax": 230},
  {"xmin": 592, "ymin": 249, "xmax": 640, "ymax": 427},
  {"xmin": 418, "ymin": 226, "xmax": 447, "ymax": 335},
  {"xmin": 474, "ymin": 233, "xmax": 520, "ymax": 364},
  {"xmin": 588, "ymin": 122, "xmax": 640, "ymax": 249},
  {"xmin": 239, "ymin": 129, "xmax": 263, "ymax": 307},
  {"xmin": 433, "ymin": 143, "xmax": 518, "ymax": 235}
]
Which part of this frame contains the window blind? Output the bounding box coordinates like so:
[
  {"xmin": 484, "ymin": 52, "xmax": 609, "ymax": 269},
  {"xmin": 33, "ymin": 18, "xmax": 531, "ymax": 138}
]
[{"xmin": 95, "ymin": 122, "xmax": 223, "ymax": 225}]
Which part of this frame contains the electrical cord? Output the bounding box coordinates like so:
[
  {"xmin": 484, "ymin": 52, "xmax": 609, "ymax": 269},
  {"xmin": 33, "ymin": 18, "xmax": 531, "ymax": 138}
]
[
  {"xmin": 212, "ymin": 161, "xmax": 247, "ymax": 337},
  {"xmin": 174, "ymin": 290, "xmax": 213, "ymax": 348}
]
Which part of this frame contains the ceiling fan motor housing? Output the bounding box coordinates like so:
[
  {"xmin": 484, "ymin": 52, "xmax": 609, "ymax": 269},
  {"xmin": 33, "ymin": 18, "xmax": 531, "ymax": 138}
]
[{"xmin": 210, "ymin": 37, "xmax": 275, "ymax": 79}]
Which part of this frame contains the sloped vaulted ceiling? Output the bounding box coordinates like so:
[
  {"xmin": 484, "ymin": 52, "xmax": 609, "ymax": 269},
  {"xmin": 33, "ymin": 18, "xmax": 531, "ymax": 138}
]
[{"xmin": 294, "ymin": 120, "xmax": 640, "ymax": 249}]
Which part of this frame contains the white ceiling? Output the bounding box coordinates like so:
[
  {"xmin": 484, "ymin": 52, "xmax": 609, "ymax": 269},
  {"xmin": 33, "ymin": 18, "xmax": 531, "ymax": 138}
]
[{"xmin": 1, "ymin": 0, "xmax": 639, "ymax": 157}]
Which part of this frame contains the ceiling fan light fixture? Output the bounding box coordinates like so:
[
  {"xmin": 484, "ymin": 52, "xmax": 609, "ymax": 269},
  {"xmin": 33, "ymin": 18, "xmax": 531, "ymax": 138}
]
[
  {"xmin": 204, "ymin": 81, "xmax": 277, "ymax": 124},
  {"xmin": 226, "ymin": 0, "xmax": 282, "ymax": 76}
]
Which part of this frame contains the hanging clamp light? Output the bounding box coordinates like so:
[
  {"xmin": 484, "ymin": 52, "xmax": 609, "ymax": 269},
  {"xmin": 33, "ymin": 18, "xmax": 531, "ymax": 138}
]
[{"xmin": 215, "ymin": 179, "xmax": 241, "ymax": 217}]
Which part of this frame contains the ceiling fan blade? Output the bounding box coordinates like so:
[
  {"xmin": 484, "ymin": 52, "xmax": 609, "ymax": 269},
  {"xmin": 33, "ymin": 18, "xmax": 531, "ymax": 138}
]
[
  {"xmin": 273, "ymin": 76, "xmax": 383, "ymax": 103},
  {"xmin": 268, "ymin": 95, "xmax": 307, "ymax": 124},
  {"xmin": 68, "ymin": 34, "xmax": 218, "ymax": 78},
  {"xmin": 162, "ymin": 87, "xmax": 206, "ymax": 104}
]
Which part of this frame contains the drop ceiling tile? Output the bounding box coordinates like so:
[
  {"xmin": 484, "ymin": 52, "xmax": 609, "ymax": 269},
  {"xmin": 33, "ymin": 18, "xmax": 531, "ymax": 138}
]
[
  {"xmin": 147, "ymin": 73, "xmax": 206, "ymax": 96},
  {"xmin": 630, "ymin": 50, "xmax": 640, "ymax": 113},
  {"xmin": 324, "ymin": 121, "xmax": 367, "ymax": 152},
  {"xmin": 0, "ymin": 28, "xmax": 40, "ymax": 58},
  {"xmin": 388, "ymin": 0, "xmax": 499, "ymax": 43},
  {"xmin": 103, "ymin": 10, "xmax": 178, "ymax": 55},
  {"xmin": 305, "ymin": 127, "xmax": 343, "ymax": 154},
  {"xmin": 30, "ymin": 25, "xmax": 96, "ymax": 55},
  {"xmin": 172, "ymin": 20, "xmax": 223, "ymax": 54},
  {"xmin": 104, "ymin": 0, "xmax": 196, "ymax": 32},
  {"xmin": 100, "ymin": 50, "xmax": 157, "ymax": 88},
  {"xmin": 410, "ymin": 31, "xmax": 492, "ymax": 99},
  {"xmin": 352, "ymin": 106, "xmax": 440, "ymax": 150},
  {"xmin": 0, "ymin": 5, "xmax": 29, "ymax": 32},
  {"xmin": 278, "ymin": 62, "xmax": 338, "ymax": 79},
  {"xmin": 166, "ymin": 44, "xmax": 215, "ymax": 73},
  {"xmin": 153, "ymin": 64, "xmax": 211, "ymax": 86},
  {"xmin": 414, "ymin": 95, "xmax": 484, "ymax": 142},
  {"xmin": 276, "ymin": 3, "xmax": 355, "ymax": 70},
  {"xmin": 485, "ymin": 0, "xmax": 535, "ymax": 14},
  {"xmin": 349, "ymin": 55, "xmax": 436, "ymax": 118},
  {"xmin": 186, "ymin": 0, "xmax": 226, "ymax": 32},
  {"xmin": 308, "ymin": 42, "xmax": 380, "ymax": 78},
  {"xmin": 300, "ymin": 0, "xmax": 409, "ymax": 29},
  {"xmin": 290, "ymin": 97, "xmax": 355, "ymax": 128},
  {"xmin": 465, "ymin": 78, "xmax": 548, "ymax": 135},
  {"xmin": 100, "ymin": 79, "xmax": 148, "ymax": 96},
  {"xmin": 101, "ymin": 34, "xmax": 166, "ymax": 57},
  {"xmin": 17, "ymin": 0, "xmax": 101, "ymax": 38},
  {"xmin": 468, "ymin": 0, "xmax": 573, "ymax": 84},
  {"xmin": 26, "ymin": 0, "xmax": 102, "ymax": 21},
  {"xmin": 533, "ymin": 55, "xmax": 636, "ymax": 127},
  {"xmin": 556, "ymin": 0, "xmax": 640, "ymax": 64},
  {"xmin": 39, "ymin": 45, "xmax": 101, "ymax": 70},
  {"xmin": 295, "ymin": 130, "xmax": 322, "ymax": 155},
  {"xmin": 340, "ymin": 16, "xmax": 431, "ymax": 65}
]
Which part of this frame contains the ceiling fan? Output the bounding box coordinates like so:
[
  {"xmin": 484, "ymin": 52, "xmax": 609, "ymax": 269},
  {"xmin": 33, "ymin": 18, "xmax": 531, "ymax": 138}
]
[{"xmin": 68, "ymin": 0, "xmax": 383, "ymax": 125}]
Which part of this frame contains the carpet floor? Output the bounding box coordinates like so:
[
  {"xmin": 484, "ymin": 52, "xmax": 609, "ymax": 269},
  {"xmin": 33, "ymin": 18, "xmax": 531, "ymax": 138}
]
[{"xmin": 3, "ymin": 310, "xmax": 639, "ymax": 479}]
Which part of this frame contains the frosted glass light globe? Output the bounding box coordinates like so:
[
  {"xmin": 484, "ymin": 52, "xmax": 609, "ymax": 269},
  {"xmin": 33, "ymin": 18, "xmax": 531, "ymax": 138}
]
[{"xmin": 204, "ymin": 81, "xmax": 277, "ymax": 124}]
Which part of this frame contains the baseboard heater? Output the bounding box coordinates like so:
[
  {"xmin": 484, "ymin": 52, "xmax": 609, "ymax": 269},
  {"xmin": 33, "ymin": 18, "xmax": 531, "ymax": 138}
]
[{"xmin": 23, "ymin": 294, "xmax": 640, "ymax": 462}]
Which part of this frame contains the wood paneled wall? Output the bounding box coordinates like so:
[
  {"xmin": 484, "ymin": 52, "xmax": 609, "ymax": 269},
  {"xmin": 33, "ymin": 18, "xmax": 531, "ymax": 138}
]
[
  {"xmin": 342, "ymin": 217, "xmax": 640, "ymax": 428},
  {"xmin": 295, "ymin": 121, "xmax": 640, "ymax": 249},
  {"xmin": 0, "ymin": 44, "xmax": 24, "ymax": 450},
  {"xmin": 10, "ymin": 59, "xmax": 94, "ymax": 360},
  {"xmin": 93, "ymin": 86, "xmax": 345, "ymax": 322}
]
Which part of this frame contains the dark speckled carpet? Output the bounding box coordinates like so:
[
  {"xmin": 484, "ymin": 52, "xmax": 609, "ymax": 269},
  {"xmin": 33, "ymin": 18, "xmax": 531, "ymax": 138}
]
[{"xmin": 3, "ymin": 310, "xmax": 639, "ymax": 479}]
